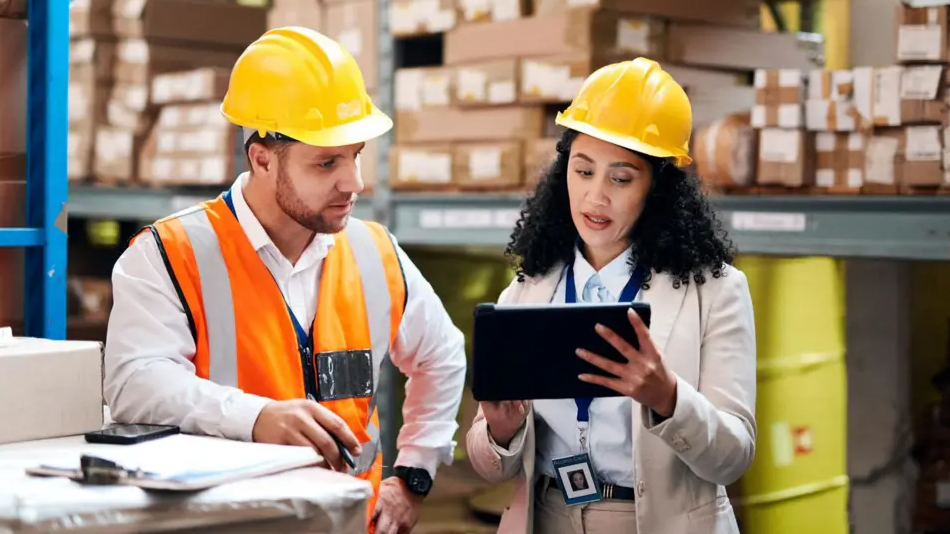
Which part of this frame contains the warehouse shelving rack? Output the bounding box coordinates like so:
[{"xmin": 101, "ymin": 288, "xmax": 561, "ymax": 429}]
[{"xmin": 0, "ymin": 0, "xmax": 68, "ymax": 339}]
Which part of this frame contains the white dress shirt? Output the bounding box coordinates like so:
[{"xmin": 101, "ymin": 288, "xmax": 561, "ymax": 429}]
[
  {"xmin": 103, "ymin": 173, "xmax": 467, "ymax": 478},
  {"xmin": 533, "ymin": 246, "xmax": 639, "ymax": 486}
]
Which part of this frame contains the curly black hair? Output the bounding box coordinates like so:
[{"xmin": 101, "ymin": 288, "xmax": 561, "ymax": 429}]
[{"xmin": 505, "ymin": 129, "xmax": 737, "ymax": 290}]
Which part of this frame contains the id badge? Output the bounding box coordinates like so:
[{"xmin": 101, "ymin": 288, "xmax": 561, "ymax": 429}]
[
  {"xmin": 315, "ymin": 349, "xmax": 374, "ymax": 401},
  {"xmin": 551, "ymin": 454, "xmax": 603, "ymax": 506}
]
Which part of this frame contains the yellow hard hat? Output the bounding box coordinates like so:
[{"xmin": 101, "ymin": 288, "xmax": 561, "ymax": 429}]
[
  {"xmin": 221, "ymin": 26, "xmax": 392, "ymax": 148},
  {"xmin": 555, "ymin": 58, "xmax": 693, "ymax": 167}
]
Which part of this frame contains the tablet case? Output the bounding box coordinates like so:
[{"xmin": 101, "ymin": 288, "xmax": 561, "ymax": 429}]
[{"xmin": 471, "ymin": 302, "xmax": 652, "ymax": 401}]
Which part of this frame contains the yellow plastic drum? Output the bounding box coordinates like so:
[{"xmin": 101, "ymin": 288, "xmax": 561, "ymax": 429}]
[{"xmin": 734, "ymin": 256, "xmax": 849, "ymax": 534}]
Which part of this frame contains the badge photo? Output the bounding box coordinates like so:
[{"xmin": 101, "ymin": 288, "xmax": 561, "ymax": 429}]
[{"xmin": 552, "ymin": 454, "xmax": 602, "ymax": 506}]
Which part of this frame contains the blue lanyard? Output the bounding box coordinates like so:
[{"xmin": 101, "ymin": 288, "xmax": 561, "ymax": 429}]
[
  {"xmin": 565, "ymin": 260, "xmax": 643, "ymax": 426},
  {"xmin": 221, "ymin": 190, "xmax": 313, "ymax": 352}
]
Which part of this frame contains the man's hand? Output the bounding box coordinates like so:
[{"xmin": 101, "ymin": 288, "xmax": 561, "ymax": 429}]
[
  {"xmin": 252, "ymin": 399, "xmax": 361, "ymax": 472},
  {"xmin": 371, "ymin": 477, "xmax": 423, "ymax": 534}
]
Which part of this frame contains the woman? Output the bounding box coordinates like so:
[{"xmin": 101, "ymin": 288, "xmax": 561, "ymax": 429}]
[{"xmin": 465, "ymin": 58, "xmax": 756, "ymax": 534}]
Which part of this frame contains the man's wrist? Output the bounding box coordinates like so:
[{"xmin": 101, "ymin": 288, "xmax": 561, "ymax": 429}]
[{"xmin": 393, "ymin": 465, "xmax": 433, "ymax": 498}]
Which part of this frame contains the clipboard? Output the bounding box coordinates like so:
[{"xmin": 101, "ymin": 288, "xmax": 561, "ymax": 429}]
[{"xmin": 25, "ymin": 434, "xmax": 323, "ymax": 491}]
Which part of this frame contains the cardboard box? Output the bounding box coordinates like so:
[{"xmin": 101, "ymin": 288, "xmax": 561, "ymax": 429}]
[
  {"xmin": 808, "ymin": 69, "xmax": 854, "ymax": 101},
  {"xmin": 395, "ymin": 67, "xmax": 453, "ymax": 112},
  {"xmin": 107, "ymin": 82, "xmax": 153, "ymax": 134},
  {"xmin": 94, "ymin": 126, "xmax": 140, "ymax": 183},
  {"xmin": 814, "ymin": 132, "xmax": 864, "ymax": 189},
  {"xmin": 70, "ymin": 0, "xmax": 114, "ymax": 38},
  {"xmin": 389, "ymin": 144, "xmax": 454, "ymax": 189},
  {"xmin": 151, "ymin": 68, "xmax": 230, "ymax": 105},
  {"xmin": 68, "ymin": 129, "xmax": 94, "ymax": 180},
  {"xmin": 805, "ymin": 100, "xmax": 860, "ymax": 131},
  {"xmin": 668, "ymin": 24, "xmax": 824, "ymax": 71},
  {"xmin": 325, "ymin": 0, "xmax": 378, "ymax": 90},
  {"xmin": 456, "ymin": 59, "xmax": 519, "ymax": 107},
  {"xmin": 756, "ymin": 128, "xmax": 815, "ymax": 187},
  {"xmin": 753, "ymin": 69, "xmax": 805, "ymax": 106},
  {"xmin": 139, "ymin": 103, "xmax": 239, "ymax": 186},
  {"xmin": 865, "ymin": 127, "xmax": 943, "ymax": 187},
  {"xmin": 268, "ymin": 0, "xmax": 323, "ymax": 31},
  {"xmin": 454, "ymin": 141, "xmax": 523, "ymax": 189},
  {"xmin": 0, "ymin": 19, "xmax": 26, "ymax": 154},
  {"xmin": 114, "ymin": 39, "xmax": 241, "ymax": 85},
  {"xmin": 519, "ymin": 54, "xmax": 592, "ymax": 104},
  {"xmin": 395, "ymin": 106, "xmax": 545, "ymax": 143},
  {"xmin": 524, "ymin": 137, "xmax": 558, "ymax": 189},
  {"xmin": 693, "ymin": 112, "xmax": 756, "ymax": 188},
  {"xmin": 390, "ymin": 0, "xmax": 457, "ymax": 37},
  {"xmin": 862, "ymin": 65, "xmax": 948, "ymax": 127},
  {"xmin": 112, "ymin": 0, "xmax": 266, "ymax": 49},
  {"xmin": 533, "ymin": 0, "xmax": 760, "ymax": 28},
  {"xmin": 896, "ymin": 5, "xmax": 948, "ymax": 63},
  {"xmin": 444, "ymin": 9, "xmax": 666, "ymax": 65},
  {"xmin": 0, "ymin": 336, "xmax": 104, "ymax": 445},
  {"xmin": 71, "ymin": 38, "xmax": 117, "ymax": 85},
  {"xmin": 458, "ymin": 0, "xmax": 530, "ymax": 22},
  {"xmin": 751, "ymin": 69, "xmax": 805, "ymax": 128}
]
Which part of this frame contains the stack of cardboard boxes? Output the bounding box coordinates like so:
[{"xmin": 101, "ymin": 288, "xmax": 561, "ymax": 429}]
[
  {"xmin": 388, "ymin": 0, "xmax": 822, "ymax": 192},
  {"xmin": 746, "ymin": 3, "xmax": 950, "ymax": 194},
  {"xmin": 68, "ymin": 0, "xmax": 266, "ymax": 187},
  {"xmin": 138, "ymin": 67, "xmax": 242, "ymax": 187}
]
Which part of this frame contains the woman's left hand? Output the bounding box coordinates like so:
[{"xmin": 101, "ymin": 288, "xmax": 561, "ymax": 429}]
[{"xmin": 576, "ymin": 308, "xmax": 678, "ymax": 417}]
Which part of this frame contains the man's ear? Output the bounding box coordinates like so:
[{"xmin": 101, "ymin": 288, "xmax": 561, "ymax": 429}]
[{"xmin": 247, "ymin": 142, "xmax": 273, "ymax": 173}]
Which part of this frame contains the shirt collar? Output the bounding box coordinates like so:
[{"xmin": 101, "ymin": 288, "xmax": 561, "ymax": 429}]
[
  {"xmin": 228, "ymin": 173, "xmax": 336, "ymax": 261},
  {"xmin": 572, "ymin": 245, "xmax": 634, "ymax": 301}
]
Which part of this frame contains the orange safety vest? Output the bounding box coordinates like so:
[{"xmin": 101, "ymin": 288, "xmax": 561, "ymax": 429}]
[{"xmin": 133, "ymin": 193, "xmax": 406, "ymax": 523}]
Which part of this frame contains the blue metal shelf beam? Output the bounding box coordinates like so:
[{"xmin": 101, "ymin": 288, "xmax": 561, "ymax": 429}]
[
  {"xmin": 20, "ymin": 0, "xmax": 68, "ymax": 339},
  {"xmin": 0, "ymin": 229, "xmax": 44, "ymax": 247}
]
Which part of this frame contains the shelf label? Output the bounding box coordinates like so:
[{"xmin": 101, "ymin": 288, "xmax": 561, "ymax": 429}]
[
  {"xmin": 730, "ymin": 211, "xmax": 807, "ymax": 232},
  {"xmin": 418, "ymin": 208, "xmax": 521, "ymax": 229}
]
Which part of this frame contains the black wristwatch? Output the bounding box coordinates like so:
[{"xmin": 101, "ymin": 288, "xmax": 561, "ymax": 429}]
[{"xmin": 393, "ymin": 466, "xmax": 433, "ymax": 498}]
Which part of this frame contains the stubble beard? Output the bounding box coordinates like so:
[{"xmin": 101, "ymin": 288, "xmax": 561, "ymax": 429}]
[{"xmin": 275, "ymin": 164, "xmax": 349, "ymax": 234}]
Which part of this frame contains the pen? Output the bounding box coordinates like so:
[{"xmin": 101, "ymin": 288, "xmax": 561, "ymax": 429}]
[{"xmin": 332, "ymin": 434, "xmax": 357, "ymax": 470}]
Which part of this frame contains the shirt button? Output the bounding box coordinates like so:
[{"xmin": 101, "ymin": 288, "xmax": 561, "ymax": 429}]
[{"xmin": 637, "ymin": 480, "xmax": 646, "ymax": 498}]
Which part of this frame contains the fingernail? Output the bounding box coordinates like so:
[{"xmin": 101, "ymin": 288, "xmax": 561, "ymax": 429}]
[
  {"xmin": 356, "ymin": 446, "xmax": 363, "ymax": 455},
  {"xmin": 594, "ymin": 323, "xmax": 604, "ymax": 332},
  {"xmin": 575, "ymin": 348, "xmax": 584, "ymax": 356}
]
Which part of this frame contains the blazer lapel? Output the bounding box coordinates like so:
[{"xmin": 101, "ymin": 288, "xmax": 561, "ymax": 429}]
[{"xmin": 639, "ymin": 271, "xmax": 688, "ymax": 354}]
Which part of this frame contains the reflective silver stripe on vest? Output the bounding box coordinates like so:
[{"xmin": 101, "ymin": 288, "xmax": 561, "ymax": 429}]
[
  {"xmin": 177, "ymin": 211, "xmax": 395, "ymax": 475},
  {"xmin": 177, "ymin": 209, "xmax": 238, "ymax": 387},
  {"xmin": 343, "ymin": 219, "xmax": 393, "ymax": 475}
]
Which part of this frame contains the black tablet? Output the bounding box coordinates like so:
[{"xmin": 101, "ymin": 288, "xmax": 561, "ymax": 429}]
[{"xmin": 471, "ymin": 302, "xmax": 652, "ymax": 402}]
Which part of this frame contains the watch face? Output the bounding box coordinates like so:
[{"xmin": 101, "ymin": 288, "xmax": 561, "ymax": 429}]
[
  {"xmin": 409, "ymin": 471, "xmax": 432, "ymax": 494},
  {"xmin": 406, "ymin": 471, "xmax": 432, "ymax": 495}
]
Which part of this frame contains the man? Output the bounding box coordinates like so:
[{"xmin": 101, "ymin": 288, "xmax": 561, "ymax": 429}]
[{"xmin": 103, "ymin": 27, "xmax": 467, "ymax": 534}]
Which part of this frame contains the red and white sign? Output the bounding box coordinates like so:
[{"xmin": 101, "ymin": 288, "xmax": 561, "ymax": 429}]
[{"xmin": 793, "ymin": 426, "xmax": 813, "ymax": 455}]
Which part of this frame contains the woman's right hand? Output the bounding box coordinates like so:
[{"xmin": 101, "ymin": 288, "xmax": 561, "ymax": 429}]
[{"xmin": 481, "ymin": 401, "xmax": 530, "ymax": 448}]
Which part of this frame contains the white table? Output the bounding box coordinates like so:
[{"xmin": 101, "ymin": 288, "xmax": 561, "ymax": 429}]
[{"xmin": 0, "ymin": 435, "xmax": 372, "ymax": 533}]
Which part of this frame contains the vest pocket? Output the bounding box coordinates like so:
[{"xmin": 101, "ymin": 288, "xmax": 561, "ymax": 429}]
[{"xmin": 315, "ymin": 349, "xmax": 374, "ymax": 400}]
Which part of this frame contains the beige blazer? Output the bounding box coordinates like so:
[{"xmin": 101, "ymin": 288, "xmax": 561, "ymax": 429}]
[{"xmin": 466, "ymin": 264, "xmax": 757, "ymax": 534}]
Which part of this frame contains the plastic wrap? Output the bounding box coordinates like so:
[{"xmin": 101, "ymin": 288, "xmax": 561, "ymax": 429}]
[{"xmin": 0, "ymin": 437, "xmax": 372, "ymax": 534}]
